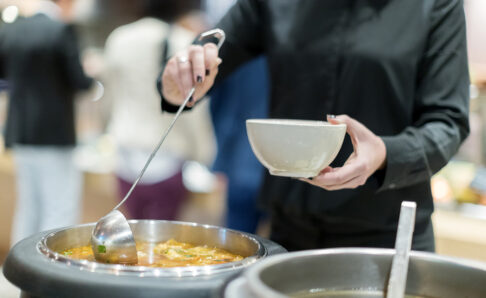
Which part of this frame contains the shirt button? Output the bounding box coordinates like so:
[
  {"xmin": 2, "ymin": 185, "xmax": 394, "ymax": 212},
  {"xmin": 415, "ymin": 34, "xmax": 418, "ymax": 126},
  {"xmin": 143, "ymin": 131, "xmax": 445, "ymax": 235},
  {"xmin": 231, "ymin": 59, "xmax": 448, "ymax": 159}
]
[{"xmin": 389, "ymin": 183, "xmax": 396, "ymax": 189}]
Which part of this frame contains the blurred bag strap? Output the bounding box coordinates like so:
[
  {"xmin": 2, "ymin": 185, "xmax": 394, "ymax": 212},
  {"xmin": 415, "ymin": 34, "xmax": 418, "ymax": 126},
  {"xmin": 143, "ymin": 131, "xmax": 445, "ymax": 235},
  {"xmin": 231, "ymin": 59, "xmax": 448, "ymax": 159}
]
[{"xmin": 160, "ymin": 25, "xmax": 172, "ymax": 65}]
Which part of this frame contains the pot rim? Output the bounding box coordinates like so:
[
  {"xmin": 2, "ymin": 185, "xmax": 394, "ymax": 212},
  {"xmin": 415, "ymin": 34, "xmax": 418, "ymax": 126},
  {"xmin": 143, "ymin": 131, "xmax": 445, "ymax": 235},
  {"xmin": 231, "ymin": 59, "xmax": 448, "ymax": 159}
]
[
  {"xmin": 37, "ymin": 220, "xmax": 267, "ymax": 277},
  {"xmin": 243, "ymin": 247, "xmax": 486, "ymax": 298}
]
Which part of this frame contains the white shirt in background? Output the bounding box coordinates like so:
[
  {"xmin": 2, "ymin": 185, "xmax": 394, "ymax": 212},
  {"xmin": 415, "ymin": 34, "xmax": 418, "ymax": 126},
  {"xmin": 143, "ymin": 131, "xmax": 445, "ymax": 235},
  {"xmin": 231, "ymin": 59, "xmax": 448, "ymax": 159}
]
[{"xmin": 104, "ymin": 18, "xmax": 216, "ymax": 183}]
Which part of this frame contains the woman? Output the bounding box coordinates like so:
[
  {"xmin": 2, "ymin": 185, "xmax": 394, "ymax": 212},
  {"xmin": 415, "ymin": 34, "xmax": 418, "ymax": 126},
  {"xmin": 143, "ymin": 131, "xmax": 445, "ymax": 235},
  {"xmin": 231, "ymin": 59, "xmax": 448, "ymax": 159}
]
[{"xmin": 158, "ymin": 0, "xmax": 469, "ymax": 251}]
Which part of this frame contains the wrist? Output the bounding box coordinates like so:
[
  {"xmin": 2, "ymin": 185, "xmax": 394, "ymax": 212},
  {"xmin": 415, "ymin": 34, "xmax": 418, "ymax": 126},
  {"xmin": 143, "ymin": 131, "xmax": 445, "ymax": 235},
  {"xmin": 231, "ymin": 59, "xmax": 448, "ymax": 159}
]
[{"xmin": 377, "ymin": 136, "xmax": 387, "ymax": 170}]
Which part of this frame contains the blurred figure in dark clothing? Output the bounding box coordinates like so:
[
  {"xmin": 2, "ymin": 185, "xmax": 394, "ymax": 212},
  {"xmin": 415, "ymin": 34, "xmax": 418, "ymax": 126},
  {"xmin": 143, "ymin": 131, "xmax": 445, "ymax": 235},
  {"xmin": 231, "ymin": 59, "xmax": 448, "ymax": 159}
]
[
  {"xmin": 0, "ymin": 80, "xmax": 7, "ymax": 91},
  {"xmin": 0, "ymin": 0, "xmax": 93, "ymax": 245}
]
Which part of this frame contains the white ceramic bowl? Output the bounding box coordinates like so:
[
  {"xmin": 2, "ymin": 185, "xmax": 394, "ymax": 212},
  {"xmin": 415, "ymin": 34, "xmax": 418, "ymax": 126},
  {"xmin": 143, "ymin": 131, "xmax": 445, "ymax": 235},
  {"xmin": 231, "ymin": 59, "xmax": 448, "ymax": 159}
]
[{"xmin": 246, "ymin": 119, "xmax": 347, "ymax": 178}]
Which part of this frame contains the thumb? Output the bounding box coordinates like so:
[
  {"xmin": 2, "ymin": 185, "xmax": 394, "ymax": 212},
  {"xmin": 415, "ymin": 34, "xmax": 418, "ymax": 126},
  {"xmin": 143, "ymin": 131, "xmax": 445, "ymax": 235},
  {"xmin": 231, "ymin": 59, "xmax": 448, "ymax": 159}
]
[
  {"xmin": 326, "ymin": 114, "xmax": 341, "ymax": 125},
  {"xmin": 326, "ymin": 114, "xmax": 356, "ymax": 133},
  {"xmin": 327, "ymin": 114, "xmax": 360, "ymax": 148}
]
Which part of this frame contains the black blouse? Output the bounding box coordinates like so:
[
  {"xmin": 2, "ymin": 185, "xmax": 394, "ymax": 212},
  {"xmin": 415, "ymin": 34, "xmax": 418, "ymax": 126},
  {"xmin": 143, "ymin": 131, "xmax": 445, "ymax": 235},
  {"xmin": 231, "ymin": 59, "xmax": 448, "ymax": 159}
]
[{"xmin": 161, "ymin": 0, "xmax": 469, "ymax": 238}]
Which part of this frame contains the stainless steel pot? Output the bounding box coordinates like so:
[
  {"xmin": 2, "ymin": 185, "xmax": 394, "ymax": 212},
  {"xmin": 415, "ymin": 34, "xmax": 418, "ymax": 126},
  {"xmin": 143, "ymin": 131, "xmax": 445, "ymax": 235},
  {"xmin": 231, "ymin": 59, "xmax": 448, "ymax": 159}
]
[
  {"xmin": 224, "ymin": 248, "xmax": 486, "ymax": 298},
  {"xmin": 3, "ymin": 220, "xmax": 285, "ymax": 298}
]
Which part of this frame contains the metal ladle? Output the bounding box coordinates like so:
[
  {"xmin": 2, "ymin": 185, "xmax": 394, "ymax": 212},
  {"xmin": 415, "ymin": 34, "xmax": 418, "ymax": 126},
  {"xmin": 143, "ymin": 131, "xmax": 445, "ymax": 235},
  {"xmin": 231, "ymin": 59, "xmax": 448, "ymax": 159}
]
[
  {"xmin": 90, "ymin": 29, "xmax": 226, "ymax": 265},
  {"xmin": 386, "ymin": 201, "xmax": 417, "ymax": 298}
]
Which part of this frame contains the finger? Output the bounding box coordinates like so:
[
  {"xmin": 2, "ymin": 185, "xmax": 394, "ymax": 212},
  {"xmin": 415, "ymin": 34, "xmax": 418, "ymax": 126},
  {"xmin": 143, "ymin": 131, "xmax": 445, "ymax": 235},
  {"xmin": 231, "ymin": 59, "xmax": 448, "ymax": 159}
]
[
  {"xmin": 162, "ymin": 58, "xmax": 184, "ymax": 99},
  {"xmin": 193, "ymin": 58, "xmax": 221, "ymax": 101},
  {"xmin": 327, "ymin": 114, "xmax": 361, "ymax": 149},
  {"xmin": 203, "ymin": 43, "xmax": 219, "ymax": 75},
  {"xmin": 312, "ymin": 161, "xmax": 365, "ymax": 186},
  {"xmin": 175, "ymin": 54, "xmax": 194, "ymax": 98},
  {"xmin": 299, "ymin": 177, "xmax": 317, "ymax": 186},
  {"xmin": 298, "ymin": 167, "xmax": 333, "ymax": 186},
  {"xmin": 343, "ymin": 152, "xmax": 357, "ymax": 165},
  {"xmin": 323, "ymin": 175, "xmax": 365, "ymax": 190},
  {"xmin": 300, "ymin": 173, "xmax": 363, "ymax": 190},
  {"xmin": 206, "ymin": 57, "xmax": 222, "ymax": 79},
  {"xmin": 317, "ymin": 166, "xmax": 333, "ymax": 175},
  {"xmin": 189, "ymin": 45, "xmax": 205, "ymax": 84},
  {"xmin": 298, "ymin": 167, "xmax": 334, "ymax": 186}
]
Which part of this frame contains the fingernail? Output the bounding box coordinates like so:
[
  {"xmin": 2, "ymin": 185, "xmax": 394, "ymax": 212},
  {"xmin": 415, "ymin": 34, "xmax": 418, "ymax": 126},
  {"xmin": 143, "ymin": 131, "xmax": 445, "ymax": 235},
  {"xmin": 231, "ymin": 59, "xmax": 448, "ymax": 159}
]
[
  {"xmin": 205, "ymin": 69, "xmax": 210, "ymax": 76},
  {"xmin": 327, "ymin": 114, "xmax": 336, "ymax": 119},
  {"xmin": 197, "ymin": 75, "xmax": 202, "ymax": 83},
  {"xmin": 189, "ymin": 96, "xmax": 194, "ymax": 103}
]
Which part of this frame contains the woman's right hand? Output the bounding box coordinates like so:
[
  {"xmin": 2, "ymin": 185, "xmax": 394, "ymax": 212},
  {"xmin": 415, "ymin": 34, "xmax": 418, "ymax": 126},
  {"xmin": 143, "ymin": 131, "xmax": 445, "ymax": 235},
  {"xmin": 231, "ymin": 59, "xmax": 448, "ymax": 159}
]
[{"xmin": 161, "ymin": 43, "xmax": 222, "ymax": 107}]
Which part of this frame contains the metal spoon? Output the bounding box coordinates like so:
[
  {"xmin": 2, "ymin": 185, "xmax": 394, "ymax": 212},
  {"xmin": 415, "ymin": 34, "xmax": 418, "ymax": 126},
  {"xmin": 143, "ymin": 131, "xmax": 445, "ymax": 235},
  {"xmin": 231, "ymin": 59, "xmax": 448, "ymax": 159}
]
[
  {"xmin": 90, "ymin": 29, "xmax": 226, "ymax": 265},
  {"xmin": 386, "ymin": 201, "xmax": 417, "ymax": 298}
]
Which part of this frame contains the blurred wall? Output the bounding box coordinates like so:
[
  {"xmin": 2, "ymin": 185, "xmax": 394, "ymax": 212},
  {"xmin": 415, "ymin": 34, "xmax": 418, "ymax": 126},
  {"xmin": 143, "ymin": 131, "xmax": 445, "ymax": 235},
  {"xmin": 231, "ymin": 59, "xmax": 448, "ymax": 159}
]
[{"xmin": 465, "ymin": 0, "xmax": 486, "ymax": 84}]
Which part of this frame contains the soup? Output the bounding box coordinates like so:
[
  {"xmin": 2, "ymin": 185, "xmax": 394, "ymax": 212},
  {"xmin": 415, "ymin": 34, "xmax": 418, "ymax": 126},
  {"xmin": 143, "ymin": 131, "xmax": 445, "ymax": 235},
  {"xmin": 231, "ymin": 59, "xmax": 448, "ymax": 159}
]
[{"xmin": 60, "ymin": 239, "xmax": 243, "ymax": 267}]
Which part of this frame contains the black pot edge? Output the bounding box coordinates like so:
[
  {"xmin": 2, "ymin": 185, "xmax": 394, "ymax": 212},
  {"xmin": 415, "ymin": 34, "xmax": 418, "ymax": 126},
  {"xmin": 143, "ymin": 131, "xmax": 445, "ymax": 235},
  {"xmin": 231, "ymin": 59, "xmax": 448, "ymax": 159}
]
[{"xmin": 3, "ymin": 229, "xmax": 286, "ymax": 298}]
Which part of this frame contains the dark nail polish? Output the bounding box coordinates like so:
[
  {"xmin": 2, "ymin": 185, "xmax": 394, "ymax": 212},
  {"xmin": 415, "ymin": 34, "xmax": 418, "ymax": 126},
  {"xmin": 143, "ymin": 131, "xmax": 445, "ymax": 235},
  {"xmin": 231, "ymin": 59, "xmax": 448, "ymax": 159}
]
[
  {"xmin": 189, "ymin": 96, "xmax": 194, "ymax": 103},
  {"xmin": 205, "ymin": 69, "xmax": 210, "ymax": 76},
  {"xmin": 327, "ymin": 114, "xmax": 336, "ymax": 119},
  {"xmin": 197, "ymin": 75, "xmax": 202, "ymax": 83}
]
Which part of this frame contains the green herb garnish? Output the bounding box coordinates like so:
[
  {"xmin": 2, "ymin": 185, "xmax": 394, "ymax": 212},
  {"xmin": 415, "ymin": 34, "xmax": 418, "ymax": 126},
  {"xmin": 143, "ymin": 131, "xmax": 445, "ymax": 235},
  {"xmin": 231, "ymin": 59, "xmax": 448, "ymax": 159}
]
[
  {"xmin": 63, "ymin": 251, "xmax": 73, "ymax": 256},
  {"xmin": 98, "ymin": 245, "xmax": 106, "ymax": 253}
]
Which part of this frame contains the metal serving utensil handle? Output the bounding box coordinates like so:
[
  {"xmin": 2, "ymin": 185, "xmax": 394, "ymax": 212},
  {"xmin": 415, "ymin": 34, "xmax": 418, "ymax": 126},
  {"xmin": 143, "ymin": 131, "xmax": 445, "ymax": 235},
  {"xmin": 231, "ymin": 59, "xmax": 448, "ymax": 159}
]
[
  {"xmin": 111, "ymin": 29, "xmax": 226, "ymax": 212},
  {"xmin": 386, "ymin": 201, "xmax": 417, "ymax": 298},
  {"xmin": 198, "ymin": 28, "xmax": 226, "ymax": 48}
]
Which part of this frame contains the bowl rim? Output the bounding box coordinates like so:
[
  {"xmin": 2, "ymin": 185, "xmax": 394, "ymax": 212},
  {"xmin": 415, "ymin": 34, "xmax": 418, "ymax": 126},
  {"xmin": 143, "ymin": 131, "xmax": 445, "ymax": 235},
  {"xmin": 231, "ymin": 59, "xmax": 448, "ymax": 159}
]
[
  {"xmin": 37, "ymin": 220, "xmax": 267, "ymax": 277},
  {"xmin": 246, "ymin": 118, "xmax": 347, "ymax": 128}
]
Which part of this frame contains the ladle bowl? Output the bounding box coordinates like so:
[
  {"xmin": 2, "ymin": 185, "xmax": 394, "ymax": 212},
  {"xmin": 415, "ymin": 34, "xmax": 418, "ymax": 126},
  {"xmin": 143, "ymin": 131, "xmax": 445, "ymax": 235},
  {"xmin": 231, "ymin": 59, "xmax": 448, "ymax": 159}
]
[{"xmin": 91, "ymin": 210, "xmax": 138, "ymax": 264}]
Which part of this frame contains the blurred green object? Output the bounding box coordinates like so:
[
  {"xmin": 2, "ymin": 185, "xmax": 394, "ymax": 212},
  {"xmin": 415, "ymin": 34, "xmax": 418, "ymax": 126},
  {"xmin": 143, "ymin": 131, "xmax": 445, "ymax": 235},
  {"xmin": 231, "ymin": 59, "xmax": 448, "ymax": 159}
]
[{"xmin": 432, "ymin": 160, "xmax": 480, "ymax": 204}]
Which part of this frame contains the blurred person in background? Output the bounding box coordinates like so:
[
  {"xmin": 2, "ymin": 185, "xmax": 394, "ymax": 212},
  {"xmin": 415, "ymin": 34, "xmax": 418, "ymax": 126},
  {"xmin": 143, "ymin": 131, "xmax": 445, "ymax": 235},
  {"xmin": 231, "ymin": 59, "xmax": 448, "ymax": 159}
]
[
  {"xmin": 203, "ymin": 0, "xmax": 269, "ymax": 233},
  {"xmin": 0, "ymin": 0, "xmax": 93, "ymax": 245},
  {"xmin": 158, "ymin": 0, "xmax": 469, "ymax": 252},
  {"xmin": 0, "ymin": 80, "xmax": 7, "ymax": 91},
  {"xmin": 103, "ymin": 0, "xmax": 215, "ymax": 220}
]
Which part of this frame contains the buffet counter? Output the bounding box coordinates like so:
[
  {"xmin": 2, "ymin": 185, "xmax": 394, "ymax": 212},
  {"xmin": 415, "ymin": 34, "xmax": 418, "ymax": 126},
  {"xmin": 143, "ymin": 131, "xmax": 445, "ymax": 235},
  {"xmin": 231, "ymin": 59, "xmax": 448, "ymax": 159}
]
[{"xmin": 433, "ymin": 204, "xmax": 486, "ymax": 262}]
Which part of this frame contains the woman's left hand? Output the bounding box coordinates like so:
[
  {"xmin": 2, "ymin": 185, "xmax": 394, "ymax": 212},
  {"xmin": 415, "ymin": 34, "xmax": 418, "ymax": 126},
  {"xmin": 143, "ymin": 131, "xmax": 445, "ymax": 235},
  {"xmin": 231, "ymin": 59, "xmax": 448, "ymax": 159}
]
[{"xmin": 300, "ymin": 114, "xmax": 387, "ymax": 190}]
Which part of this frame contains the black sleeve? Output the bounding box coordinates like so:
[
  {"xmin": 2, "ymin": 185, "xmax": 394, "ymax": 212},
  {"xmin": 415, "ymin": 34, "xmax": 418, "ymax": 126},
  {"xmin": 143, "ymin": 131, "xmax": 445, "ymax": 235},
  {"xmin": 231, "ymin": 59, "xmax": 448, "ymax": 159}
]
[
  {"xmin": 0, "ymin": 27, "xmax": 6, "ymax": 80},
  {"xmin": 378, "ymin": 0, "xmax": 470, "ymax": 191},
  {"xmin": 213, "ymin": 0, "xmax": 265, "ymax": 82},
  {"xmin": 159, "ymin": 0, "xmax": 264, "ymax": 113},
  {"xmin": 58, "ymin": 25, "xmax": 92, "ymax": 91}
]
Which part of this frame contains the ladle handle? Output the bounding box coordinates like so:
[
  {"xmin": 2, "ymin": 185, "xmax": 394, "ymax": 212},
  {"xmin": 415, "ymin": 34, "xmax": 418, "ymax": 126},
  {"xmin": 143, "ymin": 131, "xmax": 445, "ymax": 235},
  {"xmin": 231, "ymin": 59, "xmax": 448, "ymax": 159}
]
[
  {"xmin": 112, "ymin": 29, "xmax": 226, "ymax": 211},
  {"xmin": 386, "ymin": 201, "xmax": 416, "ymax": 298}
]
